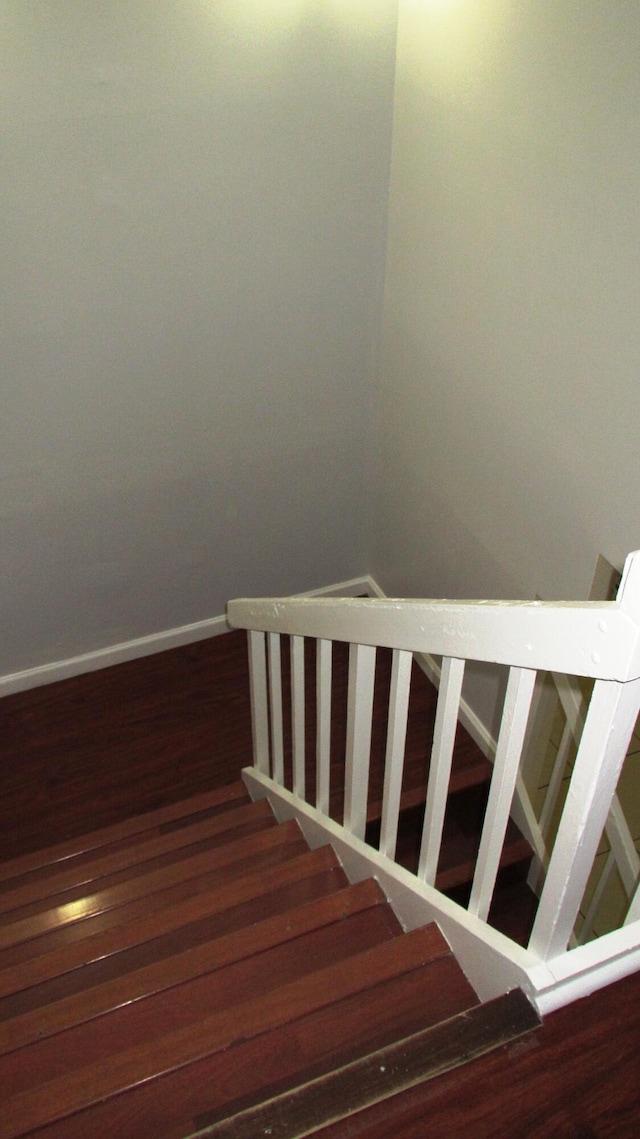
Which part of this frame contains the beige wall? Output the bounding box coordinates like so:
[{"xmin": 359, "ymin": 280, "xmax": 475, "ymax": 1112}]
[
  {"xmin": 373, "ymin": 1, "xmax": 640, "ymax": 732},
  {"xmin": 1, "ymin": 1, "xmax": 397, "ymax": 675}
]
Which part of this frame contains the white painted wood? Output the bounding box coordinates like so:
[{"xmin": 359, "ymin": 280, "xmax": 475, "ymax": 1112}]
[
  {"xmin": 295, "ymin": 575, "xmax": 382, "ymax": 599},
  {"xmin": 267, "ymin": 633, "xmax": 284, "ymax": 786},
  {"xmin": 551, "ymin": 670, "xmax": 587, "ymax": 737},
  {"xmin": 0, "ymin": 613, "xmax": 231, "ymax": 698},
  {"xmin": 247, "ymin": 631, "xmax": 270, "ymax": 776},
  {"xmin": 578, "ymin": 850, "xmax": 616, "ymax": 945},
  {"xmin": 316, "ymin": 638, "xmax": 332, "ymax": 814},
  {"xmin": 551, "ymin": 671, "xmax": 640, "ymax": 898},
  {"xmin": 529, "ymin": 676, "xmax": 640, "ymax": 960},
  {"xmin": 617, "ymin": 547, "xmax": 640, "ymax": 625},
  {"xmin": 379, "ymin": 649, "xmax": 413, "ymax": 859},
  {"xmin": 235, "ymin": 550, "xmax": 640, "ymax": 1012},
  {"xmin": 0, "ymin": 576, "xmax": 379, "ymax": 700},
  {"xmin": 534, "ymin": 670, "xmax": 640, "ymax": 904},
  {"xmin": 414, "ymin": 649, "xmax": 498, "ymax": 764},
  {"xmin": 343, "ymin": 643, "xmax": 377, "ymax": 841},
  {"xmin": 228, "ymin": 551, "xmax": 640, "ymax": 682},
  {"xmin": 526, "ymin": 914, "xmax": 640, "ymax": 1015},
  {"xmin": 291, "ymin": 635, "xmax": 305, "ymax": 800},
  {"xmin": 242, "ymin": 765, "xmax": 640, "ymax": 1016},
  {"xmin": 469, "ymin": 667, "xmax": 538, "ymax": 921},
  {"xmin": 418, "ymin": 656, "xmax": 465, "ymax": 884}
]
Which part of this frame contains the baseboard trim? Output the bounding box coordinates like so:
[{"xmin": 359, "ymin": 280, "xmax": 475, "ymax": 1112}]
[
  {"xmin": 296, "ymin": 575, "xmax": 381, "ymax": 600},
  {"xmin": 0, "ymin": 615, "xmax": 231, "ymax": 699},
  {"xmin": 0, "ymin": 575, "xmax": 377, "ymax": 699}
]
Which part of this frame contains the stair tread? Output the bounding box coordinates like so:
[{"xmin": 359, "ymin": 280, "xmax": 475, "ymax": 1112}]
[
  {"xmin": 0, "ymin": 781, "xmax": 250, "ymax": 885},
  {"xmin": 7, "ymin": 939, "xmax": 473, "ymax": 1139},
  {"xmin": 0, "ymin": 889, "xmax": 402, "ymax": 1091},
  {"xmin": 0, "ymin": 799, "xmax": 275, "ymax": 918},
  {"xmin": 194, "ymin": 989, "xmax": 540, "ymax": 1139},
  {"xmin": 189, "ymin": 956, "xmax": 476, "ymax": 1137},
  {"xmin": 0, "ymin": 922, "xmax": 452, "ymax": 1139},
  {"xmin": 0, "ymin": 844, "xmax": 345, "ymax": 1001},
  {"xmin": 0, "ymin": 823, "xmax": 309, "ymax": 963},
  {"xmin": 436, "ymin": 822, "xmax": 532, "ymax": 893},
  {"xmin": 0, "ymin": 878, "xmax": 390, "ymax": 1056}
]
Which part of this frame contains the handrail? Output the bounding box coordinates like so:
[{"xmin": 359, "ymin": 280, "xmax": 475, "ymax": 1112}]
[
  {"xmin": 228, "ymin": 550, "xmax": 640, "ymax": 1012},
  {"xmin": 228, "ymin": 595, "xmax": 640, "ymax": 683}
]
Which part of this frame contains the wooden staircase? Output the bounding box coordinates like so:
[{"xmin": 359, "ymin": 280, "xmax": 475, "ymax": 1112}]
[
  {"xmin": 0, "ymin": 781, "xmax": 539, "ymax": 1139},
  {"xmin": 276, "ymin": 640, "xmax": 536, "ymax": 938}
]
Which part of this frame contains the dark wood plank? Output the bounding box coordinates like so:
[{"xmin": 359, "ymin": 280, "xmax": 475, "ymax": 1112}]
[
  {"xmin": 0, "ymin": 631, "xmax": 494, "ymax": 866},
  {"xmin": 0, "ymin": 924, "xmax": 450, "ymax": 1139},
  {"xmin": 0, "ymin": 898, "xmax": 402, "ymax": 1092},
  {"xmin": 196, "ymin": 990, "xmax": 539, "ymax": 1139},
  {"xmin": 314, "ymin": 968, "xmax": 640, "ymax": 1139},
  {"xmin": 0, "ymin": 845, "xmax": 345, "ymax": 1000},
  {"xmin": 0, "ymin": 781, "xmax": 249, "ymax": 887},
  {"xmin": 0, "ymin": 831, "xmax": 310, "ymax": 969},
  {"xmin": 0, "ymin": 878, "xmax": 390, "ymax": 1054},
  {"xmin": 0, "ymin": 800, "xmax": 274, "ymax": 917},
  {"xmin": 0, "ymin": 632, "xmax": 254, "ymax": 862},
  {"xmin": 19, "ymin": 944, "xmax": 474, "ymax": 1139},
  {"xmin": 190, "ymin": 956, "xmax": 478, "ymax": 1135}
]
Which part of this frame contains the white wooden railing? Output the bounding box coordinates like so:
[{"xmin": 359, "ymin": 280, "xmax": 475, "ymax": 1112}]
[
  {"xmin": 524, "ymin": 669, "xmax": 640, "ymax": 945},
  {"xmin": 227, "ymin": 550, "xmax": 640, "ymax": 1015}
]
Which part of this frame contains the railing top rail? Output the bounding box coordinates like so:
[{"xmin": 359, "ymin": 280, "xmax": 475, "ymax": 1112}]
[{"xmin": 227, "ymin": 553, "xmax": 640, "ymax": 683}]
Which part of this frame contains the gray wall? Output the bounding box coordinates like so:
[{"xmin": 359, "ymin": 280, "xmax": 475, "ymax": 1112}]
[
  {"xmin": 376, "ymin": 0, "xmax": 640, "ymax": 602},
  {"xmin": 1, "ymin": 1, "xmax": 397, "ymax": 675},
  {"xmin": 374, "ymin": 1, "xmax": 640, "ymax": 734}
]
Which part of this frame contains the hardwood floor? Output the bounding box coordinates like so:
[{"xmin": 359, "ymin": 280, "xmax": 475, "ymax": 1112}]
[
  {"xmin": 316, "ymin": 966, "xmax": 640, "ymax": 1139},
  {"xmin": 1, "ymin": 628, "xmax": 639, "ymax": 1136},
  {"xmin": 0, "ymin": 631, "xmax": 253, "ymax": 862}
]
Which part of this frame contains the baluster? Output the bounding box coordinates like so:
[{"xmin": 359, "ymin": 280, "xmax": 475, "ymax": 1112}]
[
  {"xmin": 468, "ymin": 666, "xmax": 537, "ymax": 922},
  {"xmin": 418, "ymin": 656, "xmax": 466, "ymax": 884},
  {"xmin": 316, "ymin": 639, "xmax": 332, "ymax": 814},
  {"xmin": 344, "ymin": 643, "xmax": 377, "ymax": 841},
  {"xmin": 291, "ymin": 635, "xmax": 305, "ymax": 800},
  {"xmin": 379, "ymin": 649, "xmax": 412, "ymax": 860},
  {"xmin": 247, "ymin": 631, "xmax": 270, "ymax": 775},
  {"xmin": 530, "ymin": 676, "xmax": 640, "ymax": 960},
  {"xmin": 267, "ymin": 633, "xmax": 284, "ymax": 786}
]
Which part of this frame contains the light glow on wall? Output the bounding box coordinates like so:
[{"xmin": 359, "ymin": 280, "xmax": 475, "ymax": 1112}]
[
  {"xmin": 399, "ymin": 0, "xmax": 512, "ymax": 100},
  {"xmin": 218, "ymin": 0, "xmax": 385, "ymax": 39}
]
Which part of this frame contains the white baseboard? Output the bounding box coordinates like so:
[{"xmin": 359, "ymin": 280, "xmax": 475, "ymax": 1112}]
[
  {"xmin": 0, "ymin": 614, "xmax": 231, "ymax": 699},
  {"xmin": 0, "ymin": 570, "xmax": 498, "ymax": 774},
  {"xmin": 296, "ymin": 575, "xmax": 380, "ymax": 600},
  {"xmin": 0, "ymin": 575, "xmax": 377, "ymax": 699}
]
